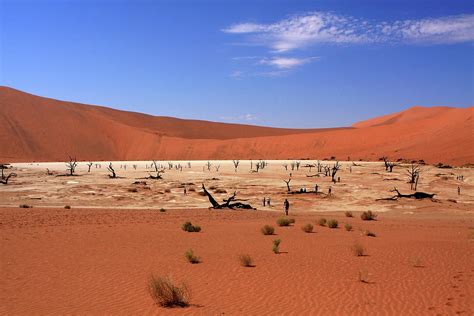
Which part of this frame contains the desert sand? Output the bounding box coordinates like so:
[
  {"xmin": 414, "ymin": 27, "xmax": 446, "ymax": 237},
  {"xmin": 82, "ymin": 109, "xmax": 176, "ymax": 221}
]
[
  {"xmin": 1, "ymin": 87, "xmax": 473, "ymax": 165},
  {"xmin": 1, "ymin": 159, "xmax": 473, "ymax": 314}
]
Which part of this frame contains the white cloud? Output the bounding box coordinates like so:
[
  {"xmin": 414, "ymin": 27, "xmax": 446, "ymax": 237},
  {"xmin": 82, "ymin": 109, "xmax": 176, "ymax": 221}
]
[
  {"xmin": 259, "ymin": 56, "xmax": 319, "ymax": 69},
  {"xmin": 223, "ymin": 12, "xmax": 474, "ymax": 52}
]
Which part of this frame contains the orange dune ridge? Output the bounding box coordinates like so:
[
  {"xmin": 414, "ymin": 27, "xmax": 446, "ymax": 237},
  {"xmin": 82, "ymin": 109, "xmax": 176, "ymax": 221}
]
[{"xmin": 0, "ymin": 86, "xmax": 472, "ymax": 164}]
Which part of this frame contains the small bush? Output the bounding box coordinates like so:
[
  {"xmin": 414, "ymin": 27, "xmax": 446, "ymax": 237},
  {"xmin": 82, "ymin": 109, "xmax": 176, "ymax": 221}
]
[
  {"xmin": 128, "ymin": 188, "xmax": 138, "ymax": 193},
  {"xmin": 344, "ymin": 211, "xmax": 353, "ymax": 217},
  {"xmin": 182, "ymin": 221, "xmax": 201, "ymax": 233},
  {"xmin": 365, "ymin": 230, "xmax": 376, "ymax": 237},
  {"xmin": 358, "ymin": 269, "xmax": 369, "ymax": 283},
  {"xmin": 276, "ymin": 217, "xmax": 292, "ymax": 226},
  {"xmin": 184, "ymin": 249, "xmax": 200, "ymax": 264},
  {"xmin": 239, "ymin": 254, "xmax": 254, "ymax": 267},
  {"xmin": 352, "ymin": 242, "xmax": 365, "ymax": 256},
  {"xmin": 344, "ymin": 223, "xmax": 352, "ymax": 231},
  {"xmin": 272, "ymin": 239, "xmax": 281, "ymax": 254},
  {"xmin": 188, "ymin": 187, "xmax": 196, "ymax": 192},
  {"xmin": 197, "ymin": 191, "xmax": 206, "ymax": 196},
  {"xmin": 261, "ymin": 225, "xmax": 275, "ymax": 235},
  {"xmin": 19, "ymin": 204, "xmax": 31, "ymax": 208},
  {"xmin": 160, "ymin": 208, "xmax": 166, "ymax": 212},
  {"xmin": 164, "ymin": 188, "xmax": 171, "ymax": 193},
  {"xmin": 148, "ymin": 275, "xmax": 190, "ymax": 307},
  {"xmin": 64, "ymin": 205, "xmax": 71, "ymax": 209},
  {"xmin": 317, "ymin": 218, "xmax": 327, "ymax": 226},
  {"xmin": 361, "ymin": 211, "xmax": 377, "ymax": 221},
  {"xmin": 327, "ymin": 219, "xmax": 338, "ymax": 228},
  {"xmin": 301, "ymin": 223, "xmax": 314, "ymax": 233},
  {"xmin": 289, "ymin": 218, "xmax": 296, "ymax": 224},
  {"xmin": 214, "ymin": 189, "xmax": 227, "ymax": 194}
]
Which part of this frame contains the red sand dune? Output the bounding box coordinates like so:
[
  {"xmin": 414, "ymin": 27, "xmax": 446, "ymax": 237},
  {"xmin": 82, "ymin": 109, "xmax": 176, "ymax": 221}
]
[{"xmin": 0, "ymin": 86, "xmax": 472, "ymax": 164}]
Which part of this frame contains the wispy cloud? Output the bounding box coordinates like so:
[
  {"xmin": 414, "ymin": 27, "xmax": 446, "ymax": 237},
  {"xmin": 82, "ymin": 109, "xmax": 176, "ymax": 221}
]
[
  {"xmin": 259, "ymin": 56, "xmax": 319, "ymax": 69},
  {"xmin": 223, "ymin": 12, "xmax": 474, "ymax": 52},
  {"xmin": 220, "ymin": 113, "xmax": 259, "ymax": 122}
]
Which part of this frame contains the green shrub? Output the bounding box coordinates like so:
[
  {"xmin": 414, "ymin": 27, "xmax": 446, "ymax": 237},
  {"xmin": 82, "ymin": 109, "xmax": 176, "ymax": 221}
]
[
  {"xmin": 344, "ymin": 211, "xmax": 353, "ymax": 217},
  {"xmin": 261, "ymin": 225, "xmax": 275, "ymax": 235},
  {"xmin": 276, "ymin": 217, "xmax": 292, "ymax": 226},
  {"xmin": 361, "ymin": 211, "xmax": 377, "ymax": 221},
  {"xmin": 148, "ymin": 275, "xmax": 190, "ymax": 307},
  {"xmin": 182, "ymin": 221, "xmax": 201, "ymax": 232},
  {"xmin": 327, "ymin": 219, "xmax": 338, "ymax": 228},
  {"xmin": 272, "ymin": 239, "xmax": 281, "ymax": 254},
  {"xmin": 317, "ymin": 218, "xmax": 327, "ymax": 226},
  {"xmin": 344, "ymin": 223, "xmax": 352, "ymax": 231},
  {"xmin": 289, "ymin": 218, "xmax": 296, "ymax": 224},
  {"xmin": 301, "ymin": 223, "xmax": 314, "ymax": 233},
  {"xmin": 184, "ymin": 249, "xmax": 200, "ymax": 264}
]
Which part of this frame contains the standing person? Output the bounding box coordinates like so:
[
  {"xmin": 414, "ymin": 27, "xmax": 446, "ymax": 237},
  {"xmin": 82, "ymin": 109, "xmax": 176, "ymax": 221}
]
[
  {"xmin": 315, "ymin": 184, "xmax": 318, "ymax": 194},
  {"xmin": 263, "ymin": 197, "xmax": 266, "ymax": 207},
  {"xmin": 458, "ymin": 186, "xmax": 461, "ymax": 195},
  {"xmin": 184, "ymin": 187, "xmax": 187, "ymax": 196},
  {"xmin": 284, "ymin": 199, "xmax": 290, "ymax": 216},
  {"xmin": 328, "ymin": 186, "xmax": 332, "ymax": 196},
  {"xmin": 267, "ymin": 197, "xmax": 271, "ymax": 206}
]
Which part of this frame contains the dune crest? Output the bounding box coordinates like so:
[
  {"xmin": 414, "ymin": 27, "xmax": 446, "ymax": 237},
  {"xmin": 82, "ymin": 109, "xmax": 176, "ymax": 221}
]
[{"xmin": 0, "ymin": 86, "xmax": 472, "ymax": 165}]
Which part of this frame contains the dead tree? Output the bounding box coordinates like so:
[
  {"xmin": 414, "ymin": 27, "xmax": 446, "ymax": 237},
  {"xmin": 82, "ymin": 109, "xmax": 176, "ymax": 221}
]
[
  {"xmin": 148, "ymin": 161, "xmax": 165, "ymax": 179},
  {"xmin": 304, "ymin": 164, "xmax": 316, "ymax": 172},
  {"xmin": 66, "ymin": 156, "xmax": 78, "ymax": 176},
  {"xmin": 215, "ymin": 165, "xmax": 221, "ymax": 172},
  {"xmin": 407, "ymin": 163, "xmax": 421, "ymax": 190},
  {"xmin": 323, "ymin": 165, "xmax": 330, "ymax": 177},
  {"xmin": 206, "ymin": 161, "xmax": 212, "ymax": 171},
  {"xmin": 233, "ymin": 160, "xmax": 240, "ymax": 172},
  {"xmin": 202, "ymin": 184, "xmax": 254, "ymax": 210},
  {"xmin": 0, "ymin": 172, "xmax": 16, "ymax": 185},
  {"xmin": 167, "ymin": 162, "xmax": 173, "ymax": 170},
  {"xmin": 331, "ymin": 161, "xmax": 341, "ymax": 182},
  {"xmin": 87, "ymin": 162, "xmax": 93, "ymax": 173},
  {"xmin": 107, "ymin": 163, "xmax": 117, "ymax": 178},
  {"xmin": 283, "ymin": 178, "xmax": 292, "ymax": 192},
  {"xmin": 295, "ymin": 161, "xmax": 301, "ymax": 170},
  {"xmin": 317, "ymin": 160, "xmax": 322, "ymax": 173},
  {"xmin": 382, "ymin": 157, "xmax": 397, "ymax": 172},
  {"xmin": 290, "ymin": 162, "xmax": 296, "ymax": 171},
  {"xmin": 282, "ymin": 163, "xmax": 288, "ymax": 171},
  {"xmin": 377, "ymin": 187, "xmax": 435, "ymax": 200}
]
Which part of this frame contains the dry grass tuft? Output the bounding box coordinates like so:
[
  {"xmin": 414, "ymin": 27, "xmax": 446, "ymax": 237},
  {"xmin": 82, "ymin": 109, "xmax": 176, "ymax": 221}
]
[
  {"xmin": 19, "ymin": 204, "xmax": 32, "ymax": 208},
  {"xmin": 261, "ymin": 225, "xmax": 275, "ymax": 235},
  {"xmin": 239, "ymin": 254, "xmax": 254, "ymax": 267},
  {"xmin": 345, "ymin": 211, "xmax": 353, "ymax": 217},
  {"xmin": 272, "ymin": 239, "xmax": 281, "ymax": 254},
  {"xmin": 148, "ymin": 275, "xmax": 190, "ymax": 308},
  {"xmin": 64, "ymin": 205, "xmax": 71, "ymax": 209},
  {"xmin": 352, "ymin": 242, "xmax": 366, "ymax": 256},
  {"xmin": 344, "ymin": 223, "xmax": 353, "ymax": 231},
  {"xmin": 181, "ymin": 221, "xmax": 201, "ymax": 232},
  {"xmin": 301, "ymin": 223, "xmax": 314, "ymax": 233},
  {"xmin": 361, "ymin": 211, "xmax": 377, "ymax": 221},
  {"xmin": 327, "ymin": 219, "xmax": 338, "ymax": 228},
  {"xmin": 364, "ymin": 230, "xmax": 376, "ymax": 237},
  {"xmin": 317, "ymin": 218, "xmax": 327, "ymax": 226},
  {"xmin": 276, "ymin": 217, "xmax": 292, "ymax": 226},
  {"xmin": 184, "ymin": 249, "xmax": 200, "ymax": 264}
]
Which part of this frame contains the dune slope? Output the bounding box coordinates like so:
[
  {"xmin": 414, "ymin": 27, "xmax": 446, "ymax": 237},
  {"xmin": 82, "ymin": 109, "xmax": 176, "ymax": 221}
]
[{"xmin": 0, "ymin": 87, "xmax": 472, "ymax": 164}]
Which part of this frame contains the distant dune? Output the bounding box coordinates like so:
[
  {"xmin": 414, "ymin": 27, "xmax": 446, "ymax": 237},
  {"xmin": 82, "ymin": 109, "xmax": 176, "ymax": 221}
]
[{"xmin": 0, "ymin": 86, "xmax": 472, "ymax": 164}]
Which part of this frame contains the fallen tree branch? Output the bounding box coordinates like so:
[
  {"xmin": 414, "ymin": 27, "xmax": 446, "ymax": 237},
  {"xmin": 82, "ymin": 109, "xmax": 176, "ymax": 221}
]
[
  {"xmin": 377, "ymin": 187, "xmax": 435, "ymax": 201},
  {"xmin": 202, "ymin": 184, "xmax": 255, "ymax": 210}
]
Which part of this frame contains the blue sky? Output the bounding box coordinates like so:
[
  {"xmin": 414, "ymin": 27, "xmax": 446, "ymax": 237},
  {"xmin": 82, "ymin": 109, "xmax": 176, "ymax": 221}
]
[{"xmin": 1, "ymin": 0, "xmax": 473, "ymax": 128}]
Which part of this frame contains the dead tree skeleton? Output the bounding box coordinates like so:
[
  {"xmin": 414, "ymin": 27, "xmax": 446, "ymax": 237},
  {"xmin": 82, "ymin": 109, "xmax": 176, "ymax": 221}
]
[
  {"xmin": 202, "ymin": 184, "xmax": 255, "ymax": 210},
  {"xmin": 377, "ymin": 187, "xmax": 435, "ymax": 200},
  {"xmin": 233, "ymin": 160, "xmax": 240, "ymax": 172},
  {"xmin": 107, "ymin": 163, "xmax": 118, "ymax": 178},
  {"xmin": 283, "ymin": 178, "xmax": 292, "ymax": 192},
  {"xmin": 148, "ymin": 161, "xmax": 165, "ymax": 179},
  {"xmin": 0, "ymin": 164, "xmax": 16, "ymax": 184},
  {"xmin": 87, "ymin": 162, "xmax": 93, "ymax": 173},
  {"xmin": 330, "ymin": 161, "xmax": 341, "ymax": 182},
  {"xmin": 66, "ymin": 156, "xmax": 78, "ymax": 176},
  {"xmin": 407, "ymin": 163, "xmax": 421, "ymax": 190}
]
